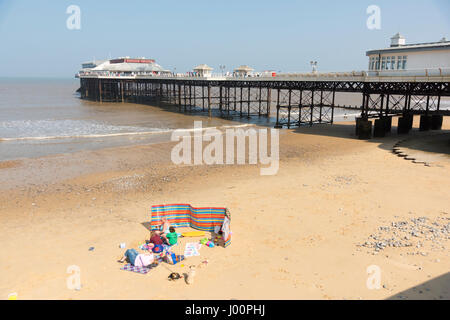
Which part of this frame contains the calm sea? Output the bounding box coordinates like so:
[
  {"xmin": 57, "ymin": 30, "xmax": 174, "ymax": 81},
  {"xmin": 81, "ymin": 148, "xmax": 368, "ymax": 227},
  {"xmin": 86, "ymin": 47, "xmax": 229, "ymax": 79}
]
[{"xmin": 0, "ymin": 78, "xmax": 262, "ymax": 161}]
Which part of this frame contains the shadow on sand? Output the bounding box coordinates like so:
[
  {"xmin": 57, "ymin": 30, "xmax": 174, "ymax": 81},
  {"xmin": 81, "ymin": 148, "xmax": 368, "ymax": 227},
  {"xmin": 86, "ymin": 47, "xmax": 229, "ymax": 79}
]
[
  {"xmin": 82, "ymin": 96, "xmax": 450, "ymax": 158},
  {"xmin": 290, "ymin": 120, "xmax": 450, "ymax": 157},
  {"xmin": 386, "ymin": 272, "xmax": 450, "ymax": 300}
]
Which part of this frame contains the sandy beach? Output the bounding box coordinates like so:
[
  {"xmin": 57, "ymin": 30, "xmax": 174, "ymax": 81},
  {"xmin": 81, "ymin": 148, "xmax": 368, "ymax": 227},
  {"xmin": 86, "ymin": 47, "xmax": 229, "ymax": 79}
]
[{"xmin": 0, "ymin": 117, "xmax": 449, "ymax": 300}]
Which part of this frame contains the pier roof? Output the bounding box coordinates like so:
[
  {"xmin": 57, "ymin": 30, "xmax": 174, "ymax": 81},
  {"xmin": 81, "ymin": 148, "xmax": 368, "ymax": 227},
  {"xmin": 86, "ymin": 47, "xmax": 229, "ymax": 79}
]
[
  {"xmin": 92, "ymin": 61, "xmax": 168, "ymax": 73},
  {"xmin": 193, "ymin": 64, "xmax": 213, "ymax": 71},
  {"xmin": 366, "ymin": 38, "xmax": 450, "ymax": 55},
  {"xmin": 234, "ymin": 65, "xmax": 254, "ymax": 71}
]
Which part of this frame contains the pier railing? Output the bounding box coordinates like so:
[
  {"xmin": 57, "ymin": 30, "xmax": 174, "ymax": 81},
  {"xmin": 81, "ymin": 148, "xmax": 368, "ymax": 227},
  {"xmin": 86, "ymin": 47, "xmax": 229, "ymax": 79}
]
[{"xmin": 77, "ymin": 68, "xmax": 450, "ymax": 83}]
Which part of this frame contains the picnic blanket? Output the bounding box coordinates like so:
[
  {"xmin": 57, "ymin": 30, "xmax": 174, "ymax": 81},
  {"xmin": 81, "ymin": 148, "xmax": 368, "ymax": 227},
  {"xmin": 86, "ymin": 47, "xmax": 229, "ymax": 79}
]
[
  {"xmin": 120, "ymin": 263, "xmax": 152, "ymax": 274},
  {"xmin": 120, "ymin": 257, "xmax": 161, "ymax": 274},
  {"xmin": 184, "ymin": 242, "xmax": 202, "ymax": 257}
]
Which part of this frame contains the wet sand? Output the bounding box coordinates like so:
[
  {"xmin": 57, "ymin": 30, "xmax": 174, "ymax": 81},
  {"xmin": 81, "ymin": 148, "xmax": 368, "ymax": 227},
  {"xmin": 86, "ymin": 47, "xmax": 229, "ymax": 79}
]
[{"xmin": 0, "ymin": 117, "xmax": 449, "ymax": 300}]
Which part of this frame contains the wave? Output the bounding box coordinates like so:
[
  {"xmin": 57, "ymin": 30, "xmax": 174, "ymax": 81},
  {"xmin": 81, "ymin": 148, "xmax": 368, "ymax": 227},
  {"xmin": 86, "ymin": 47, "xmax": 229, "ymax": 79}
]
[{"xmin": 0, "ymin": 123, "xmax": 256, "ymax": 142}]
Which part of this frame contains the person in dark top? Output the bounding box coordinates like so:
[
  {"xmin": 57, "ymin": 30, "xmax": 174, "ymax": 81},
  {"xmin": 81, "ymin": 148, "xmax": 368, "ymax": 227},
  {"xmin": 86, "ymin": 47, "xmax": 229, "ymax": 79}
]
[{"xmin": 149, "ymin": 230, "xmax": 164, "ymax": 245}]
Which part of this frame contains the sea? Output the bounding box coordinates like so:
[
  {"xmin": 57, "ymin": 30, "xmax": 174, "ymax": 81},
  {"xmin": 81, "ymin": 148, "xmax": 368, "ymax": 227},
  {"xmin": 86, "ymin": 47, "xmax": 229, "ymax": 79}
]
[{"xmin": 0, "ymin": 78, "xmax": 260, "ymax": 162}]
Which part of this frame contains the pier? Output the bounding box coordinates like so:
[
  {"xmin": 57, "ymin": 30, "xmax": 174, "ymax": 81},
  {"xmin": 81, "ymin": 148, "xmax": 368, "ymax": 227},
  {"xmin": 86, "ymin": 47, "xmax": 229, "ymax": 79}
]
[{"xmin": 78, "ymin": 72, "xmax": 450, "ymax": 139}]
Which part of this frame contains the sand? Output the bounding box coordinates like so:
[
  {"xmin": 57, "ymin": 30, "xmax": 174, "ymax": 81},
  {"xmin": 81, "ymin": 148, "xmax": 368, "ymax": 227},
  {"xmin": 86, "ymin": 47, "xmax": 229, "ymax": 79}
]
[{"xmin": 0, "ymin": 116, "xmax": 449, "ymax": 300}]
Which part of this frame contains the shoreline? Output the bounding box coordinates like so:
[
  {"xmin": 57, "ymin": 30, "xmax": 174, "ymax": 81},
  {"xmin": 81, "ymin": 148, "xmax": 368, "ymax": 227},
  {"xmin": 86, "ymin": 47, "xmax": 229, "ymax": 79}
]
[{"xmin": 0, "ymin": 118, "xmax": 449, "ymax": 299}]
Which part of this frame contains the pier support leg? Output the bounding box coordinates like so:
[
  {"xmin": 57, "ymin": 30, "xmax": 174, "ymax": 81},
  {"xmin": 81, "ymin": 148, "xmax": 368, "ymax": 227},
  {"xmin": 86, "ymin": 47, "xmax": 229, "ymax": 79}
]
[
  {"xmin": 239, "ymin": 87, "xmax": 243, "ymax": 117},
  {"xmin": 202, "ymin": 86, "xmax": 205, "ymax": 112},
  {"xmin": 274, "ymin": 89, "xmax": 282, "ymax": 128},
  {"xmin": 382, "ymin": 116, "xmax": 392, "ymax": 133},
  {"xmin": 373, "ymin": 118, "xmax": 386, "ymax": 138},
  {"xmin": 121, "ymin": 81, "xmax": 124, "ymax": 102},
  {"xmin": 99, "ymin": 80, "xmax": 102, "ymax": 103},
  {"xmin": 247, "ymin": 87, "xmax": 251, "ymax": 118},
  {"xmin": 219, "ymin": 86, "xmax": 223, "ymax": 113},
  {"xmin": 419, "ymin": 115, "xmax": 432, "ymax": 131},
  {"xmin": 431, "ymin": 114, "xmax": 443, "ymax": 130},
  {"xmin": 227, "ymin": 87, "xmax": 230, "ymax": 115},
  {"xmin": 331, "ymin": 90, "xmax": 336, "ymax": 124},
  {"xmin": 184, "ymin": 85, "xmax": 187, "ymax": 112},
  {"xmin": 207, "ymin": 85, "xmax": 211, "ymax": 118},
  {"xmin": 357, "ymin": 119, "xmax": 372, "ymax": 140},
  {"xmin": 258, "ymin": 87, "xmax": 262, "ymax": 116},
  {"xmin": 178, "ymin": 84, "xmax": 182, "ymax": 111},
  {"xmin": 275, "ymin": 105, "xmax": 282, "ymax": 128},
  {"xmin": 233, "ymin": 87, "xmax": 236, "ymax": 112},
  {"xmin": 397, "ymin": 114, "xmax": 413, "ymax": 134},
  {"xmin": 355, "ymin": 117, "xmax": 361, "ymax": 136}
]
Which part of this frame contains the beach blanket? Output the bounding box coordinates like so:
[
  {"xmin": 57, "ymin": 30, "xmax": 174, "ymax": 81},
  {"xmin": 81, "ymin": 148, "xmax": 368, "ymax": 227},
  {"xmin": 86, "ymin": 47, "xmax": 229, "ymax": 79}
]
[
  {"xmin": 184, "ymin": 242, "xmax": 202, "ymax": 257},
  {"xmin": 120, "ymin": 261, "xmax": 160, "ymax": 274},
  {"xmin": 120, "ymin": 264, "xmax": 150, "ymax": 274},
  {"xmin": 150, "ymin": 204, "xmax": 232, "ymax": 247}
]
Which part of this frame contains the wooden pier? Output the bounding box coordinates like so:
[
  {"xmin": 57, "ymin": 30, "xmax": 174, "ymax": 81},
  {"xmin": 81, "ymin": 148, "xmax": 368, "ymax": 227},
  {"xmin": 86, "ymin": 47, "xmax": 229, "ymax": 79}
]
[{"xmin": 78, "ymin": 75, "xmax": 450, "ymax": 139}]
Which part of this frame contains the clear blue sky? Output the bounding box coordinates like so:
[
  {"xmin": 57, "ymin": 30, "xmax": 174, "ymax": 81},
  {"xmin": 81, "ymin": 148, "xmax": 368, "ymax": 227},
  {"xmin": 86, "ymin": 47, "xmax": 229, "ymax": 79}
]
[{"xmin": 0, "ymin": 0, "xmax": 448, "ymax": 78}]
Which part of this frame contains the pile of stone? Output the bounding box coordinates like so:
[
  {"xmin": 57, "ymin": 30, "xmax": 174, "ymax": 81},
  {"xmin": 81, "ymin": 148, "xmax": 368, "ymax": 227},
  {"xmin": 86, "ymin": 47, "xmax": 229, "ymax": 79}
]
[{"xmin": 359, "ymin": 216, "xmax": 450, "ymax": 253}]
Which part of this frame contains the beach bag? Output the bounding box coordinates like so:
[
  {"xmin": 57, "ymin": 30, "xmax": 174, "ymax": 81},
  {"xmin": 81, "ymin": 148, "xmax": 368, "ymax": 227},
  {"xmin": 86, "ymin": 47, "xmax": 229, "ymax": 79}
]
[
  {"xmin": 152, "ymin": 244, "xmax": 163, "ymax": 253},
  {"xmin": 164, "ymin": 252, "xmax": 185, "ymax": 265}
]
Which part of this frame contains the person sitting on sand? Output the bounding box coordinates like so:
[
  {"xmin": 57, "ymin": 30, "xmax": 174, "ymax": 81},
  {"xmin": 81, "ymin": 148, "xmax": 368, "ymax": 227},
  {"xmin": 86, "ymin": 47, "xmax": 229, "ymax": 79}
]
[
  {"xmin": 160, "ymin": 217, "xmax": 171, "ymax": 235},
  {"xmin": 165, "ymin": 227, "xmax": 178, "ymax": 246},
  {"xmin": 149, "ymin": 230, "xmax": 169, "ymax": 253},
  {"xmin": 149, "ymin": 230, "xmax": 165, "ymax": 245},
  {"xmin": 117, "ymin": 248, "xmax": 156, "ymax": 267}
]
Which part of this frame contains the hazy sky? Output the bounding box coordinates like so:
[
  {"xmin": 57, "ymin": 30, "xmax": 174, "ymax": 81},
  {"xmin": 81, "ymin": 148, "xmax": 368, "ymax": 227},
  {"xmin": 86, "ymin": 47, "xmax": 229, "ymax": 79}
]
[{"xmin": 0, "ymin": 0, "xmax": 448, "ymax": 78}]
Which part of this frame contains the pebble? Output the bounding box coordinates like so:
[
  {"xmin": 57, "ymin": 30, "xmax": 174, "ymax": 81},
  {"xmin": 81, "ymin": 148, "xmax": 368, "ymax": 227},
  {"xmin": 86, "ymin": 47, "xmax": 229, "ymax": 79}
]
[{"xmin": 359, "ymin": 216, "xmax": 449, "ymax": 253}]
